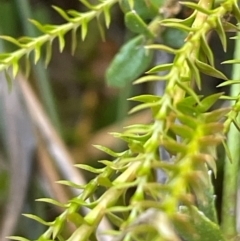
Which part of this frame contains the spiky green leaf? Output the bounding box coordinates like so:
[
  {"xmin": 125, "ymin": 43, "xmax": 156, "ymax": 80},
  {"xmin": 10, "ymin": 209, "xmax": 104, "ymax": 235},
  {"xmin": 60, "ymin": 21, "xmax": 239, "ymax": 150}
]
[
  {"xmin": 52, "ymin": 6, "xmax": 71, "ymax": 21},
  {"xmin": 129, "ymin": 101, "xmax": 160, "ymax": 114},
  {"xmin": 22, "ymin": 214, "xmax": 52, "ymax": 226},
  {"xmin": 103, "ymin": 5, "xmax": 111, "ymax": 28},
  {"xmin": 128, "ymin": 94, "xmax": 161, "ymax": 103},
  {"xmin": 58, "ymin": 32, "xmax": 65, "ymax": 52},
  {"xmin": 74, "ymin": 164, "xmax": 104, "ymax": 174},
  {"xmin": 56, "ymin": 180, "xmax": 86, "ymax": 189},
  {"xmin": 7, "ymin": 237, "xmax": 30, "ymax": 241},
  {"xmin": 195, "ymin": 59, "xmax": 227, "ymax": 80},
  {"xmin": 36, "ymin": 198, "xmax": 66, "ymax": 208},
  {"xmin": 197, "ymin": 92, "xmax": 224, "ymax": 112},
  {"xmin": 200, "ymin": 35, "xmax": 214, "ymax": 67},
  {"xmin": 146, "ymin": 63, "xmax": 173, "ymax": 74},
  {"xmin": 93, "ymin": 145, "xmax": 125, "ymax": 157},
  {"xmin": 215, "ymin": 17, "xmax": 227, "ymax": 52},
  {"xmin": 134, "ymin": 74, "xmax": 168, "ymax": 84},
  {"xmin": 180, "ymin": 1, "xmax": 212, "ymax": 14},
  {"xmin": 186, "ymin": 57, "xmax": 201, "ymax": 90}
]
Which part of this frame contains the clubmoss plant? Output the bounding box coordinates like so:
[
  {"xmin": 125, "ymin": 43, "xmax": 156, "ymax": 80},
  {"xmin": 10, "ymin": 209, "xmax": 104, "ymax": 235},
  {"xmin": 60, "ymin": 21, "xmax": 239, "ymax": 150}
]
[{"xmin": 1, "ymin": 0, "xmax": 240, "ymax": 240}]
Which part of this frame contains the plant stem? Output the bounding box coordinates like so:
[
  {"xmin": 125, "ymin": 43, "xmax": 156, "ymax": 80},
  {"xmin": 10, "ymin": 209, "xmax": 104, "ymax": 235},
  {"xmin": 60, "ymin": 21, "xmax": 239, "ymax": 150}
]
[{"xmin": 221, "ymin": 32, "xmax": 240, "ymax": 238}]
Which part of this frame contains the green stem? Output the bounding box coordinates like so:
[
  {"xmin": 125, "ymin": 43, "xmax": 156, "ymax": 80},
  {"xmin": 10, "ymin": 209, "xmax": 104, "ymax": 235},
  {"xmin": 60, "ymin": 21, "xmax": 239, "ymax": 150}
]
[
  {"xmin": 67, "ymin": 161, "xmax": 141, "ymax": 241},
  {"xmin": 221, "ymin": 32, "xmax": 240, "ymax": 238},
  {"xmin": 0, "ymin": 0, "xmax": 118, "ymax": 72}
]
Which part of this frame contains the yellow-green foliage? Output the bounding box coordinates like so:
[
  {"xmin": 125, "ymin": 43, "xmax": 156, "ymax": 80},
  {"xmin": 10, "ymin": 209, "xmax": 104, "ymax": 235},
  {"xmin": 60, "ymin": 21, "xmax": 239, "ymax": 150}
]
[{"xmin": 1, "ymin": 0, "xmax": 240, "ymax": 240}]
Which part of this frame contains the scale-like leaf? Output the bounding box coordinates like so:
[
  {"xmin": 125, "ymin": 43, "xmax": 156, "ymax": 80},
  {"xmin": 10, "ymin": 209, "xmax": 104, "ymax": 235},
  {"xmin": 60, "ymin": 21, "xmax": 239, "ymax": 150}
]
[
  {"xmin": 224, "ymin": 22, "xmax": 240, "ymax": 32},
  {"xmin": 70, "ymin": 198, "xmax": 99, "ymax": 208},
  {"xmin": 29, "ymin": 19, "xmax": 46, "ymax": 33},
  {"xmin": 170, "ymin": 123, "xmax": 194, "ymax": 139},
  {"xmin": 195, "ymin": 59, "xmax": 227, "ymax": 80},
  {"xmin": 218, "ymin": 80, "xmax": 240, "ymax": 87},
  {"xmin": 178, "ymin": 114, "xmax": 199, "ymax": 129},
  {"xmin": 222, "ymin": 59, "xmax": 240, "ymax": 64},
  {"xmin": 58, "ymin": 32, "xmax": 65, "ymax": 52},
  {"xmin": 22, "ymin": 214, "xmax": 52, "ymax": 226},
  {"xmin": 232, "ymin": 1, "xmax": 240, "ymax": 24},
  {"xmin": 80, "ymin": 0, "xmax": 98, "ymax": 10},
  {"xmin": 0, "ymin": 36, "xmax": 22, "ymax": 47},
  {"xmin": 146, "ymin": 63, "xmax": 173, "ymax": 74},
  {"xmin": 0, "ymin": 53, "xmax": 11, "ymax": 62},
  {"xmin": 177, "ymin": 81, "xmax": 201, "ymax": 104},
  {"xmin": 180, "ymin": 1, "xmax": 212, "ymax": 15},
  {"xmin": 145, "ymin": 44, "xmax": 178, "ymax": 54},
  {"xmin": 215, "ymin": 17, "xmax": 227, "ymax": 52},
  {"xmin": 178, "ymin": 95, "xmax": 203, "ymax": 106},
  {"xmin": 160, "ymin": 22, "xmax": 193, "ymax": 32},
  {"xmin": 12, "ymin": 58, "xmax": 19, "ymax": 77},
  {"xmin": 103, "ymin": 5, "xmax": 111, "ymax": 28},
  {"xmin": 200, "ymin": 35, "xmax": 214, "ymax": 67},
  {"xmin": 6, "ymin": 237, "xmax": 30, "ymax": 241},
  {"xmin": 203, "ymin": 107, "xmax": 231, "ymax": 123},
  {"xmin": 93, "ymin": 145, "xmax": 125, "ymax": 157},
  {"xmin": 56, "ymin": 180, "xmax": 86, "ymax": 189},
  {"xmin": 68, "ymin": 10, "xmax": 82, "ymax": 18},
  {"xmin": 128, "ymin": 94, "xmax": 161, "ymax": 103},
  {"xmin": 36, "ymin": 198, "xmax": 66, "ymax": 208},
  {"xmin": 162, "ymin": 138, "xmax": 187, "ymax": 155},
  {"xmin": 81, "ymin": 19, "xmax": 88, "ymax": 41},
  {"xmin": 74, "ymin": 164, "xmax": 104, "ymax": 174},
  {"xmin": 129, "ymin": 101, "xmax": 160, "ymax": 114},
  {"xmin": 160, "ymin": 13, "xmax": 195, "ymax": 26},
  {"xmin": 202, "ymin": 123, "xmax": 223, "ymax": 135},
  {"xmin": 53, "ymin": 6, "xmax": 71, "ymax": 21},
  {"xmin": 114, "ymin": 179, "xmax": 139, "ymax": 189},
  {"xmin": 134, "ymin": 74, "xmax": 168, "ymax": 84},
  {"xmin": 197, "ymin": 92, "xmax": 224, "ymax": 112},
  {"xmin": 186, "ymin": 57, "xmax": 201, "ymax": 89},
  {"xmin": 34, "ymin": 43, "xmax": 41, "ymax": 64}
]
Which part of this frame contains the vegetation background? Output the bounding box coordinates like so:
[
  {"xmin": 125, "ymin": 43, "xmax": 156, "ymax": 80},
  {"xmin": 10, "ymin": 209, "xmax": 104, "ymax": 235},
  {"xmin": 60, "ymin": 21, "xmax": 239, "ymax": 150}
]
[{"xmin": 0, "ymin": 0, "xmax": 239, "ymax": 241}]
